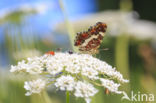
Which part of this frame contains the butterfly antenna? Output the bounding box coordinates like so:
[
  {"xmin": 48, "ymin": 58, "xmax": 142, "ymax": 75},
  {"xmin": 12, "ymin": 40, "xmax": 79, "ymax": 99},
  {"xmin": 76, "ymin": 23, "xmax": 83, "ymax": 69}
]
[{"xmin": 99, "ymin": 48, "xmax": 109, "ymax": 51}]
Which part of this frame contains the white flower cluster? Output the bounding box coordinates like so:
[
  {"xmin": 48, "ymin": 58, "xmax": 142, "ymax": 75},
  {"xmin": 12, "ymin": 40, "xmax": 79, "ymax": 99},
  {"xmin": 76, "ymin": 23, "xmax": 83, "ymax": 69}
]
[
  {"xmin": 55, "ymin": 75, "xmax": 75, "ymax": 91},
  {"xmin": 10, "ymin": 52, "xmax": 128, "ymax": 103},
  {"xmin": 74, "ymin": 81, "xmax": 98, "ymax": 103},
  {"xmin": 24, "ymin": 79, "xmax": 46, "ymax": 96}
]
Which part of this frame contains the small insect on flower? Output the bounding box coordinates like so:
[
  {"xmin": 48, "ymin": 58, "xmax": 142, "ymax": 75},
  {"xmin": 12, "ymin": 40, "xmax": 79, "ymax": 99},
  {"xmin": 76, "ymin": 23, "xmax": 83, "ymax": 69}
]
[
  {"xmin": 105, "ymin": 88, "xmax": 110, "ymax": 95},
  {"xmin": 45, "ymin": 51, "xmax": 55, "ymax": 55},
  {"xmin": 74, "ymin": 22, "xmax": 107, "ymax": 55},
  {"xmin": 68, "ymin": 50, "xmax": 73, "ymax": 54}
]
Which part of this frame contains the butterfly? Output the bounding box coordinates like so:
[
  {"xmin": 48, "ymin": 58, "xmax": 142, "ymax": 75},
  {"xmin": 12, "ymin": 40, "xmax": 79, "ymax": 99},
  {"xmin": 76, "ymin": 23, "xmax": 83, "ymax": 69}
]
[{"xmin": 74, "ymin": 22, "xmax": 107, "ymax": 55}]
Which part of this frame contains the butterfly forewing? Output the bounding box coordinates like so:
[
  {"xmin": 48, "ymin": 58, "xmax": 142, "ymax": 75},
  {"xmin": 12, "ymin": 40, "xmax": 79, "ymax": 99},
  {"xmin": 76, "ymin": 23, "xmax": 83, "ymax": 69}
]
[{"xmin": 74, "ymin": 22, "xmax": 107, "ymax": 54}]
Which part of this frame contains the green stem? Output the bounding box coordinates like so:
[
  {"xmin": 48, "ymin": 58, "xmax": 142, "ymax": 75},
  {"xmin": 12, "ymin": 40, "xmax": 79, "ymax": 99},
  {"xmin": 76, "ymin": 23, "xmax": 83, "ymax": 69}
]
[
  {"xmin": 115, "ymin": 34, "xmax": 130, "ymax": 93},
  {"xmin": 58, "ymin": 0, "xmax": 77, "ymax": 52},
  {"xmin": 115, "ymin": 35, "xmax": 129, "ymax": 78},
  {"xmin": 66, "ymin": 91, "xmax": 70, "ymax": 103},
  {"xmin": 42, "ymin": 91, "xmax": 52, "ymax": 103},
  {"xmin": 120, "ymin": 0, "xmax": 133, "ymax": 11}
]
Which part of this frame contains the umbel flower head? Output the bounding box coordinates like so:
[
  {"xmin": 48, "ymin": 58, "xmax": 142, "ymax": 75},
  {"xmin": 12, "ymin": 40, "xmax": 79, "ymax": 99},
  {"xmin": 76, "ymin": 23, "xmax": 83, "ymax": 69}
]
[{"xmin": 10, "ymin": 51, "xmax": 129, "ymax": 103}]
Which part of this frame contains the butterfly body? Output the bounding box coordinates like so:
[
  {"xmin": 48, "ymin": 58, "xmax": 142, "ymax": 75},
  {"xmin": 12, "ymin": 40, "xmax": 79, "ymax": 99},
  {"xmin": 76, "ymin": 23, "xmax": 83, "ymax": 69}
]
[{"xmin": 74, "ymin": 22, "xmax": 107, "ymax": 54}]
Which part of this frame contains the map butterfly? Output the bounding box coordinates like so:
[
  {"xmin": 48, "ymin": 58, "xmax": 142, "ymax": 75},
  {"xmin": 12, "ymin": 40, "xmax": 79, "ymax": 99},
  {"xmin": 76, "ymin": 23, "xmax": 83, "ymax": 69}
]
[{"xmin": 74, "ymin": 22, "xmax": 107, "ymax": 54}]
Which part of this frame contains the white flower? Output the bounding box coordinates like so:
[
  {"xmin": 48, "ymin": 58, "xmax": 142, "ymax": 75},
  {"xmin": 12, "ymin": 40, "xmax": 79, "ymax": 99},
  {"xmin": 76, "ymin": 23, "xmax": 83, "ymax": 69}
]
[
  {"xmin": 24, "ymin": 79, "xmax": 46, "ymax": 96},
  {"xmin": 100, "ymin": 78, "xmax": 121, "ymax": 94},
  {"xmin": 109, "ymin": 70, "xmax": 129, "ymax": 83},
  {"xmin": 10, "ymin": 52, "xmax": 129, "ymax": 102},
  {"xmin": 11, "ymin": 52, "xmax": 128, "ymax": 83},
  {"xmin": 10, "ymin": 57, "xmax": 45, "ymax": 74},
  {"xmin": 65, "ymin": 63, "xmax": 81, "ymax": 74},
  {"xmin": 0, "ymin": 3, "xmax": 52, "ymax": 22},
  {"xmin": 81, "ymin": 67, "xmax": 99, "ymax": 79},
  {"xmin": 46, "ymin": 60, "xmax": 63, "ymax": 75},
  {"xmin": 55, "ymin": 75, "xmax": 75, "ymax": 91},
  {"xmin": 26, "ymin": 57, "xmax": 44, "ymax": 74},
  {"xmin": 96, "ymin": 63, "xmax": 129, "ymax": 83},
  {"xmin": 74, "ymin": 81, "xmax": 98, "ymax": 103},
  {"xmin": 10, "ymin": 60, "xmax": 27, "ymax": 73}
]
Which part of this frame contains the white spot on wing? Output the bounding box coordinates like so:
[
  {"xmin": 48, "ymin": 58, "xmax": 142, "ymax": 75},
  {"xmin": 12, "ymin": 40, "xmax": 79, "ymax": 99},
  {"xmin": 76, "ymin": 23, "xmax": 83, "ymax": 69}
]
[
  {"xmin": 99, "ymin": 32, "xmax": 105, "ymax": 36},
  {"xmin": 81, "ymin": 35, "xmax": 98, "ymax": 47}
]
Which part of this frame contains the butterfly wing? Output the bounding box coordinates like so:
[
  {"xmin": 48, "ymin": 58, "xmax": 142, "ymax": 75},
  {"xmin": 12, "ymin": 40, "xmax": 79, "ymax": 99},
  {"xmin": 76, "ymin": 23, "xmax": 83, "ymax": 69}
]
[{"xmin": 74, "ymin": 22, "xmax": 107, "ymax": 54}]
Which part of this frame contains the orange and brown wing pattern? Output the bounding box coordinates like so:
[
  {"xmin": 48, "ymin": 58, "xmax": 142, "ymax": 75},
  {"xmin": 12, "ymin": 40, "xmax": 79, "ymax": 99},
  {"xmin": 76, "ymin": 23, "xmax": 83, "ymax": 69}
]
[{"xmin": 74, "ymin": 22, "xmax": 107, "ymax": 54}]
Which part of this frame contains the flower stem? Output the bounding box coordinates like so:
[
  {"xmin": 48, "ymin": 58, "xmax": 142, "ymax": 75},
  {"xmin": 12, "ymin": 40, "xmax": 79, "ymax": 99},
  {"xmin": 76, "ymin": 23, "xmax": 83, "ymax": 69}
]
[
  {"xmin": 58, "ymin": 0, "xmax": 77, "ymax": 52},
  {"xmin": 42, "ymin": 91, "xmax": 52, "ymax": 103},
  {"xmin": 120, "ymin": 0, "xmax": 133, "ymax": 11},
  {"xmin": 115, "ymin": 34, "xmax": 130, "ymax": 92},
  {"xmin": 66, "ymin": 91, "xmax": 70, "ymax": 103}
]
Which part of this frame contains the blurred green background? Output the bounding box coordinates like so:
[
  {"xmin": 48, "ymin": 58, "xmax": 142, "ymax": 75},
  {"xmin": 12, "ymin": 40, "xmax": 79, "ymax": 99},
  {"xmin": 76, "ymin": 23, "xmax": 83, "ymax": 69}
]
[{"xmin": 0, "ymin": 0, "xmax": 156, "ymax": 103}]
